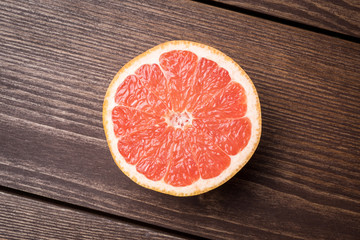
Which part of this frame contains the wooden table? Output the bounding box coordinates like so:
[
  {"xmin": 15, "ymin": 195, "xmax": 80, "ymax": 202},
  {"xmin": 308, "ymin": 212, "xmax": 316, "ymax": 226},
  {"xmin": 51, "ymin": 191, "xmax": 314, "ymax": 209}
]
[{"xmin": 1, "ymin": 0, "xmax": 359, "ymax": 239}]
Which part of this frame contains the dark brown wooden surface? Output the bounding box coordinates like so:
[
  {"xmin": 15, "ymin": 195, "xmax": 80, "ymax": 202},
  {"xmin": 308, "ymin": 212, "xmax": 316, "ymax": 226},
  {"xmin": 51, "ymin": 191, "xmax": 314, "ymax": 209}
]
[
  {"xmin": 1, "ymin": 0, "xmax": 359, "ymax": 239},
  {"xmin": 0, "ymin": 189, "xmax": 190, "ymax": 240},
  {"xmin": 212, "ymin": 0, "xmax": 360, "ymax": 38}
]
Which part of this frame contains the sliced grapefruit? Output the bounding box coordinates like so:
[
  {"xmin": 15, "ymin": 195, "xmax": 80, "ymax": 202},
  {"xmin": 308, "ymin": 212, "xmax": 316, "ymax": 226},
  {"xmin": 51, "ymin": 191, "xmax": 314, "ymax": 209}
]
[{"xmin": 103, "ymin": 41, "xmax": 261, "ymax": 196}]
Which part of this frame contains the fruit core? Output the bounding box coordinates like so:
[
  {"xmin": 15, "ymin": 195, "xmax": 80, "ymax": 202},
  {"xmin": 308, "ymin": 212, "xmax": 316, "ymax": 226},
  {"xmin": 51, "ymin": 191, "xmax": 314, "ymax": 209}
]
[{"xmin": 166, "ymin": 111, "xmax": 192, "ymax": 129}]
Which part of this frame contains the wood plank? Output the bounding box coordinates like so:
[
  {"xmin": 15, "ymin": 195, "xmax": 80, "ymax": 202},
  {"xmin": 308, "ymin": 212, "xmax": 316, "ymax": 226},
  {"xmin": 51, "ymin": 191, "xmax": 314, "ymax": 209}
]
[
  {"xmin": 211, "ymin": 0, "xmax": 360, "ymax": 38},
  {"xmin": 1, "ymin": 0, "xmax": 359, "ymax": 239},
  {"xmin": 0, "ymin": 189, "xmax": 192, "ymax": 240}
]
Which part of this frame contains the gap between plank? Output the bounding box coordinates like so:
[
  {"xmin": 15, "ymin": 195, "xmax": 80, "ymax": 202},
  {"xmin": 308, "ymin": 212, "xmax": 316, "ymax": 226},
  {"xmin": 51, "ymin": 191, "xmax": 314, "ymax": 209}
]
[
  {"xmin": 192, "ymin": 0, "xmax": 360, "ymax": 43},
  {"xmin": 0, "ymin": 185, "xmax": 210, "ymax": 240}
]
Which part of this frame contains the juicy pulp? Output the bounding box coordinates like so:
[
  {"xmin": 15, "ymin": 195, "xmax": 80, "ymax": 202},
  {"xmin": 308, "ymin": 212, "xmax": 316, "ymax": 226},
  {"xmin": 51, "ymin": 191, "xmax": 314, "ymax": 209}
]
[{"xmin": 112, "ymin": 50, "xmax": 251, "ymax": 187}]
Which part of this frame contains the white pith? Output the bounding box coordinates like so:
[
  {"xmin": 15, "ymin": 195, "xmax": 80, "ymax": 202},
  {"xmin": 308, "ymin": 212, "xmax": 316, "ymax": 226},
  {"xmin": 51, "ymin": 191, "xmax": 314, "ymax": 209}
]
[{"xmin": 103, "ymin": 41, "xmax": 261, "ymax": 196}]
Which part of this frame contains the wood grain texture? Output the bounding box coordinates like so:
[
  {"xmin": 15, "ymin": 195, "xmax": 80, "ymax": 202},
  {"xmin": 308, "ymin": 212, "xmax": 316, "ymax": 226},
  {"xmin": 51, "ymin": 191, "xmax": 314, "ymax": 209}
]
[
  {"xmin": 0, "ymin": 0, "xmax": 359, "ymax": 239},
  {"xmin": 0, "ymin": 190, "xmax": 190, "ymax": 240},
  {"xmin": 212, "ymin": 0, "xmax": 360, "ymax": 38}
]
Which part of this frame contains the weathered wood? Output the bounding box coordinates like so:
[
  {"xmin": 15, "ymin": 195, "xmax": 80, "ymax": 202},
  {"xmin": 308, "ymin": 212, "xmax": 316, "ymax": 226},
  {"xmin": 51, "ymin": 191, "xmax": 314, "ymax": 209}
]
[
  {"xmin": 211, "ymin": 0, "xmax": 360, "ymax": 38},
  {"xmin": 0, "ymin": 189, "xmax": 191, "ymax": 240},
  {"xmin": 0, "ymin": 0, "xmax": 359, "ymax": 239}
]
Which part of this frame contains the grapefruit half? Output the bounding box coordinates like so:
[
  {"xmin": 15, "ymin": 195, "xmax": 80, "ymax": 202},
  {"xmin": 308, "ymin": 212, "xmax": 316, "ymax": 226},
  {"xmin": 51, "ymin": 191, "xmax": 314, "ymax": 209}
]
[{"xmin": 103, "ymin": 41, "xmax": 261, "ymax": 196}]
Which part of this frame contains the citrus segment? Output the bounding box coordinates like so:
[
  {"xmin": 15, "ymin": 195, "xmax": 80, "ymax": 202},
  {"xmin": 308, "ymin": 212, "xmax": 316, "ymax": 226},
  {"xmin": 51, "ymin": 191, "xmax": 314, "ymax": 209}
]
[
  {"xmin": 193, "ymin": 81, "xmax": 247, "ymax": 119},
  {"xmin": 117, "ymin": 123, "xmax": 168, "ymax": 165},
  {"xmin": 135, "ymin": 64, "xmax": 171, "ymax": 109},
  {"xmin": 103, "ymin": 41, "xmax": 261, "ymax": 196},
  {"xmin": 159, "ymin": 50, "xmax": 198, "ymax": 112},
  {"xmin": 186, "ymin": 58, "xmax": 231, "ymax": 112},
  {"xmin": 186, "ymin": 127, "xmax": 231, "ymax": 179},
  {"xmin": 193, "ymin": 118, "xmax": 251, "ymax": 155},
  {"xmin": 112, "ymin": 106, "xmax": 164, "ymax": 137},
  {"xmin": 164, "ymin": 129, "xmax": 200, "ymax": 187},
  {"xmin": 115, "ymin": 74, "xmax": 168, "ymax": 116},
  {"xmin": 135, "ymin": 127, "xmax": 173, "ymax": 181}
]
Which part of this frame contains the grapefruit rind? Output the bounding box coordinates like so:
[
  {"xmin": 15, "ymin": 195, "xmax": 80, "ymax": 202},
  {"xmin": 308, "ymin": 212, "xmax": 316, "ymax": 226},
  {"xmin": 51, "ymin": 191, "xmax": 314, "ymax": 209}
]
[{"xmin": 103, "ymin": 41, "xmax": 261, "ymax": 196}]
